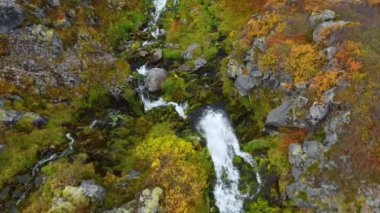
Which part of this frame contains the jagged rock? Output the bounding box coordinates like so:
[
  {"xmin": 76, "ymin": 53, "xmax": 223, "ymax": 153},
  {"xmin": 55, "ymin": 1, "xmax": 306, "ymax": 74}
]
[
  {"xmin": 80, "ymin": 180, "xmax": 106, "ymax": 201},
  {"xmin": 183, "ymin": 43, "xmax": 200, "ymax": 60},
  {"xmin": 193, "ymin": 57, "xmax": 207, "ymax": 71},
  {"xmin": 266, "ymin": 97, "xmax": 308, "ymax": 128},
  {"xmin": 309, "ymin": 10, "xmax": 336, "ymax": 27},
  {"xmin": 145, "ymin": 68, "xmax": 167, "ymax": 92},
  {"xmin": 303, "ymin": 140, "xmax": 325, "ymax": 159},
  {"xmin": 150, "ymin": 49, "xmax": 162, "ymax": 64},
  {"xmin": 313, "ymin": 21, "xmax": 349, "ymax": 44},
  {"xmin": 253, "ymin": 36, "xmax": 267, "ymax": 52},
  {"xmin": 324, "ymin": 111, "xmax": 351, "ymax": 147},
  {"xmin": 308, "ymin": 102, "xmax": 329, "ymax": 125},
  {"xmin": 0, "ymin": 0, "xmax": 24, "ymax": 33}
]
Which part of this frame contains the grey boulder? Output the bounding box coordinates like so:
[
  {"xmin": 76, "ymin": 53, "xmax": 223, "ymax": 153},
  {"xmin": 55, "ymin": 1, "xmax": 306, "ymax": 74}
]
[
  {"xmin": 0, "ymin": 0, "xmax": 24, "ymax": 33},
  {"xmin": 145, "ymin": 68, "xmax": 168, "ymax": 92},
  {"xmin": 80, "ymin": 180, "xmax": 106, "ymax": 201},
  {"xmin": 309, "ymin": 10, "xmax": 336, "ymax": 27}
]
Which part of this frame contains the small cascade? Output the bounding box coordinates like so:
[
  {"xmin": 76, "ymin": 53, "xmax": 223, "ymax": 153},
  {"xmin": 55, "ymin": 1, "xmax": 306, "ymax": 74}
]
[
  {"xmin": 197, "ymin": 109, "xmax": 262, "ymax": 213},
  {"xmin": 137, "ymin": 64, "xmax": 188, "ymax": 118}
]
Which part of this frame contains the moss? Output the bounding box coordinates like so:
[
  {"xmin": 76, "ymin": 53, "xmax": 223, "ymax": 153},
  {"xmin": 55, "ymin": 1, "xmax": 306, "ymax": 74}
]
[
  {"xmin": 163, "ymin": 48, "xmax": 183, "ymax": 60},
  {"xmin": 162, "ymin": 74, "xmax": 189, "ymax": 102}
]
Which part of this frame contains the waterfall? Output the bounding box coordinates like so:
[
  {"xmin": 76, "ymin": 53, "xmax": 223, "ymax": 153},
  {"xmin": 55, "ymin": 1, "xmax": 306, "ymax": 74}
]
[{"xmin": 197, "ymin": 109, "xmax": 262, "ymax": 213}]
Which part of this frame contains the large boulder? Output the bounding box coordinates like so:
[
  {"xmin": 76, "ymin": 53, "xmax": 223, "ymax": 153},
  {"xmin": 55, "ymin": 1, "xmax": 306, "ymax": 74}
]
[
  {"xmin": 145, "ymin": 68, "xmax": 168, "ymax": 92},
  {"xmin": 309, "ymin": 10, "xmax": 336, "ymax": 27},
  {"xmin": 0, "ymin": 0, "xmax": 24, "ymax": 33}
]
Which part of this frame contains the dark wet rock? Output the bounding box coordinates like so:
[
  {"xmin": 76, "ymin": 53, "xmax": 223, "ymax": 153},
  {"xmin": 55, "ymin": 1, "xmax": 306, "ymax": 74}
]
[
  {"xmin": 193, "ymin": 57, "xmax": 207, "ymax": 71},
  {"xmin": 15, "ymin": 174, "xmax": 32, "ymax": 185},
  {"xmin": 313, "ymin": 21, "xmax": 349, "ymax": 44},
  {"xmin": 309, "ymin": 10, "xmax": 336, "ymax": 27},
  {"xmin": 0, "ymin": 109, "xmax": 20, "ymax": 125},
  {"xmin": 0, "ymin": 186, "xmax": 11, "ymax": 202},
  {"xmin": 253, "ymin": 36, "xmax": 267, "ymax": 52},
  {"xmin": 0, "ymin": 0, "xmax": 24, "ymax": 33},
  {"xmin": 150, "ymin": 49, "xmax": 162, "ymax": 64},
  {"xmin": 308, "ymin": 102, "xmax": 329, "ymax": 125},
  {"xmin": 80, "ymin": 180, "xmax": 106, "ymax": 201},
  {"xmin": 145, "ymin": 68, "xmax": 167, "ymax": 92},
  {"xmin": 183, "ymin": 43, "xmax": 200, "ymax": 60}
]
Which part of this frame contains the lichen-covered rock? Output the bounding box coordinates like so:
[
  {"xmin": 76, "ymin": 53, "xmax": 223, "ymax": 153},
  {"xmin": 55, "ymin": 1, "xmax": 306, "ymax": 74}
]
[
  {"xmin": 48, "ymin": 197, "xmax": 76, "ymax": 213},
  {"xmin": 309, "ymin": 10, "xmax": 336, "ymax": 27},
  {"xmin": 253, "ymin": 36, "xmax": 267, "ymax": 52},
  {"xmin": 226, "ymin": 58, "xmax": 242, "ymax": 79},
  {"xmin": 308, "ymin": 102, "xmax": 329, "ymax": 125},
  {"xmin": 80, "ymin": 180, "xmax": 106, "ymax": 201},
  {"xmin": 145, "ymin": 68, "xmax": 168, "ymax": 92},
  {"xmin": 62, "ymin": 186, "xmax": 89, "ymax": 207},
  {"xmin": 193, "ymin": 57, "xmax": 207, "ymax": 71},
  {"xmin": 104, "ymin": 187, "xmax": 163, "ymax": 213},
  {"xmin": 0, "ymin": 0, "xmax": 24, "ymax": 33}
]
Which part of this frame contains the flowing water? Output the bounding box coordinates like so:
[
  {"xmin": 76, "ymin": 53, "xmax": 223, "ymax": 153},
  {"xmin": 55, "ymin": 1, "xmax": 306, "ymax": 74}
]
[
  {"xmin": 197, "ymin": 109, "xmax": 262, "ymax": 213},
  {"xmin": 136, "ymin": 0, "xmax": 187, "ymax": 118}
]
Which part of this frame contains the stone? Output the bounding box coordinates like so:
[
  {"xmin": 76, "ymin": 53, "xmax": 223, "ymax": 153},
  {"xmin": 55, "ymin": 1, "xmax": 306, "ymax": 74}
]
[
  {"xmin": 150, "ymin": 49, "xmax": 162, "ymax": 64},
  {"xmin": 288, "ymin": 143, "xmax": 304, "ymax": 167},
  {"xmin": 324, "ymin": 46, "xmax": 337, "ymax": 61},
  {"xmin": 0, "ymin": 144, "xmax": 5, "ymax": 153},
  {"xmin": 0, "ymin": 0, "xmax": 24, "ymax": 33},
  {"xmin": 179, "ymin": 63, "xmax": 191, "ymax": 71},
  {"xmin": 309, "ymin": 10, "xmax": 336, "ymax": 27},
  {"xmin": 266, "ymin": 98, "xmax": 294, "ymax": 128},
  {"xmin": 48, "ymin": 0, "xmax": 60, "ymax": 7},
  {"xmin": 313, "ymin": 21, "xmax": 349, "ymax": 44},
  {"xmin": 234, "ymin": 74, "xmax": 254, "ymax": 96},
  {"xmin": 227, "ymin": 59, "xmax": 242, "ymax": 79},
  {"xmin": 62, "ymin": 186, "xmax": 89, "ymax": 207},
  {"xmin": 303, "ymin": 141, "xmax": 324, "ymax": 159},
  {"xmin": 183, "ymin": 43, "xmax": 200, "ymax": 60},
  {"xmin": 49, "ymin": 197, "xmax": 76, "ymax": 213},
  {"xmin": 80, "ymin": 180, "xmax": 106, "ymax": 201},
  {"xmin": 193, "ymin": 57, "xmax": 207, "ymax": 71},
  {"xmin": 0, "ymin": 109, "xmax": 20, "ymax": 124},
  {"xmin": 253, "ymin": 36, "xmax": 267, "ymax": 52},
  {"xmin": 15, "ymin": 174, "xmax": 32, "ymax": 185},
  {"xmin": 145, "ymin": 68, "xmax": 168, "ymax": 92},
  {"xmin": 308, "ymin": 102, "xmax": 329, "ymax": 125},
  {"xmin": 139, "ymin": 50, "xmax": 148, "ymax": 57}
]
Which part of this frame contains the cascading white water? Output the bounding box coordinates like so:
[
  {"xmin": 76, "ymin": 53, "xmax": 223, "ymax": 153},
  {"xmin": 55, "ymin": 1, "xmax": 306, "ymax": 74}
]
[{"xmin": 197, "ymin": 109, "xmax": 261, "ymax": 213}]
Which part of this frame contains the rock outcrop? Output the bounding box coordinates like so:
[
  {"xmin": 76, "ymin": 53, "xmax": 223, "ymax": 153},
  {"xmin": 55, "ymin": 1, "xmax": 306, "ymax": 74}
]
[{"xmin": 145, "ymin": 68, "xmax": 168, "ymax": 92}]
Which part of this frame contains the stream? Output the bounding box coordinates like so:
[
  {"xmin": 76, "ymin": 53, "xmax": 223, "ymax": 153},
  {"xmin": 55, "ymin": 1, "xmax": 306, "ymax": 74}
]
[{"xmin": 137, "ymin": 1, "xmax": 262, "ymax": 212}]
